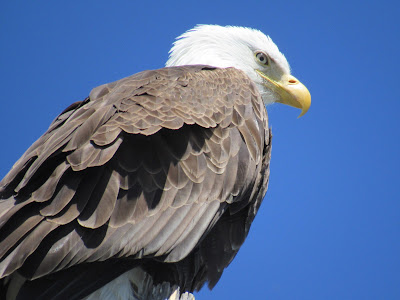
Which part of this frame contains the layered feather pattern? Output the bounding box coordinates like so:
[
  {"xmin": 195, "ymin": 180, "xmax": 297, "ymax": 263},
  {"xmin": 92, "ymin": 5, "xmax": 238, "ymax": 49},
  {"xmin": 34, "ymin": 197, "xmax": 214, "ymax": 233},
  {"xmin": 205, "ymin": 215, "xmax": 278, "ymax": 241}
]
[{"xmin": 0, "ymin": 65, "xmax": 271, "ymax": 299}]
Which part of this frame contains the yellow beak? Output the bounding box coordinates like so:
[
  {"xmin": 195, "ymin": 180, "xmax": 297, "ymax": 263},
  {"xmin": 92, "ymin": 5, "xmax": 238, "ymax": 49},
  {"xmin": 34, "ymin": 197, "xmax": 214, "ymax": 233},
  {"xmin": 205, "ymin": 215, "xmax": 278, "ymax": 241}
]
[{"xmin": 256, "ymin": 70, "xmax": 311, "ymax": 117}]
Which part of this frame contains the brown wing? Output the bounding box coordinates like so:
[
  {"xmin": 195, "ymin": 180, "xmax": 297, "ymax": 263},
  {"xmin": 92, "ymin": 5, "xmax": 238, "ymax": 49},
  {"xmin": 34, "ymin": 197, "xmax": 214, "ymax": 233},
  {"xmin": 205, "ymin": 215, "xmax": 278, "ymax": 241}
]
[{"xmin": 0, "ymin": 65, "xmax": 270, "ymax": 294}]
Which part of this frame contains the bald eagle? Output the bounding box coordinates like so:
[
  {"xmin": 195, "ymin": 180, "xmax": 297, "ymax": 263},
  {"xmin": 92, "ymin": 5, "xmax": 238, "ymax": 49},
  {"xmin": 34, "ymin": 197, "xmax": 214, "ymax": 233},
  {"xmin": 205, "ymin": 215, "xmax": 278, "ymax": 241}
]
[{"xmin": 0, "ymin": 25, "xmax": 310, "ymax": 300}]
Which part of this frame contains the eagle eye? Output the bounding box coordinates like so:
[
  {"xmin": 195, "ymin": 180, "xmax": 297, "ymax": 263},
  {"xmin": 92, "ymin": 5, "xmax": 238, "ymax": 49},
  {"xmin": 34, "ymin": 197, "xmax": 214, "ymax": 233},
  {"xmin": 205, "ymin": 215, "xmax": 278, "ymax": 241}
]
[{"xmin": 255, "ymin": 51, "xmax": 269, "ymax": 66}]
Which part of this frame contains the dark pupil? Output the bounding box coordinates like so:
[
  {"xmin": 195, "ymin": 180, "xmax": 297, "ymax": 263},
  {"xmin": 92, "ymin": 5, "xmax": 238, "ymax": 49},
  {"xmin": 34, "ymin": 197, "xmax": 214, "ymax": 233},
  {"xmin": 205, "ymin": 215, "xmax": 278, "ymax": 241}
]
[{"xmin": 258, "ymin": 53, "xmax": 266, "ymax": 63}]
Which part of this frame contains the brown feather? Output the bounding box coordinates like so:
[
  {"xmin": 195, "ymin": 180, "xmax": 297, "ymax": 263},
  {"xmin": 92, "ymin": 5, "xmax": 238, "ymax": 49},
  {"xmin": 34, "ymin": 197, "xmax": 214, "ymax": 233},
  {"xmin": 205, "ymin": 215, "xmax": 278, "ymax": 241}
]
[{"xmin": 0, "ymin": 65, "xmax": 271, "ymax": 298}]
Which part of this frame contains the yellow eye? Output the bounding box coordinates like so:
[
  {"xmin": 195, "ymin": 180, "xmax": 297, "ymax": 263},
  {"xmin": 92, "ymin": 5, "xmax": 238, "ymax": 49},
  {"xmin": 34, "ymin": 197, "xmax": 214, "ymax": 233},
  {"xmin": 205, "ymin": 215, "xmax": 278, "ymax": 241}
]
[{"xmin": 255, "ymin": 51, "xmax": 269, "ymax": 66}]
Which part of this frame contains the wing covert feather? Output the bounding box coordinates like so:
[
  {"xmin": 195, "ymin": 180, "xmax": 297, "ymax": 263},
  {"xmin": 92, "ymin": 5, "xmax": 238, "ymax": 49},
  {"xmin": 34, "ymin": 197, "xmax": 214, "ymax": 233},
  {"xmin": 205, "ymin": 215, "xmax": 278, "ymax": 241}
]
[{"xmin": 0, "ymin": 65, "xmax": 271, "ymax": 295}]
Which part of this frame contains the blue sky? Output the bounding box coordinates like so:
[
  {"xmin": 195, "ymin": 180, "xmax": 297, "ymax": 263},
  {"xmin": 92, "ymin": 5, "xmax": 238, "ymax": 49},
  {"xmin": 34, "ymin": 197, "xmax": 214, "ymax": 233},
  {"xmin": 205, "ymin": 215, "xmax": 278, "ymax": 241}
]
[{"xmin": 1, "ymin": 1, "xmax": 399, "ymax": 299}]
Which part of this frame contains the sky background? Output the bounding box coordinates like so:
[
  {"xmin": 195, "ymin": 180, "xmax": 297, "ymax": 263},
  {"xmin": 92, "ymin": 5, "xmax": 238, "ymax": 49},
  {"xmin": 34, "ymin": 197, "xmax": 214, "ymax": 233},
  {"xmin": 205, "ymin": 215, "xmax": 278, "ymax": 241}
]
[{"xmin": 0, "ymin": 1, "xmax": 399, "ymax": 299}]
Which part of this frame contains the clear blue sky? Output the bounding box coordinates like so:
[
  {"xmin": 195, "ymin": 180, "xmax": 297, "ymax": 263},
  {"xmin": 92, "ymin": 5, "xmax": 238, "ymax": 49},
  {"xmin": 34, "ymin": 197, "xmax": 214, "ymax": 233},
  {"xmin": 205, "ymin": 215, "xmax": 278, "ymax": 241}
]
[{"xmin": 1, "ymin": 1, "xmax": 399, "ymax": 299}]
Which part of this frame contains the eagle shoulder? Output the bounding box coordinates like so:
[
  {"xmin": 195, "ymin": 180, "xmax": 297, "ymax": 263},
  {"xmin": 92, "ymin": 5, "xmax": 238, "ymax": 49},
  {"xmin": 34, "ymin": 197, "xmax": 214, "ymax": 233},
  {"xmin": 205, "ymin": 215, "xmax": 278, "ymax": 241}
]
[{"xmin": 0, "ymin": 65, "xmax": 271, "ymax": 298}]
